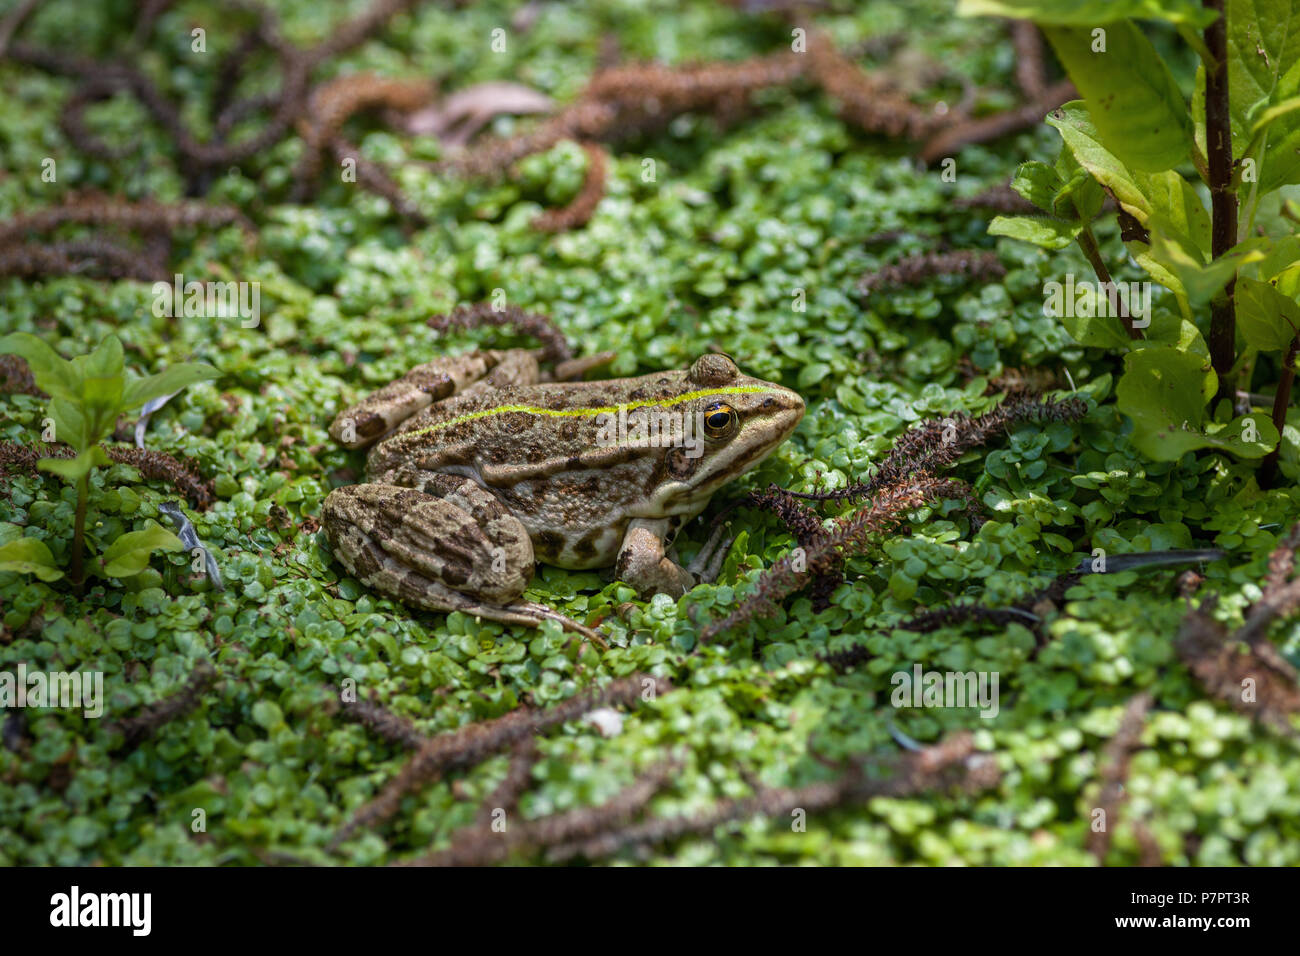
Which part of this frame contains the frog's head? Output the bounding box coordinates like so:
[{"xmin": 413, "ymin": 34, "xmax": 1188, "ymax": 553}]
[{"xmin": 650, "ymin": 353, "xmax": 804, "ymax": 513}]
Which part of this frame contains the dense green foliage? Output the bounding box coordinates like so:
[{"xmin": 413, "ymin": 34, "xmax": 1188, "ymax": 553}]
[
  {"xmin": 1, "ymin": 0, "xmax": 1298, "ymax": 865},
  {"xmin": 970, "ymin": 0, "xmax": 1300, "ymax": 466}
]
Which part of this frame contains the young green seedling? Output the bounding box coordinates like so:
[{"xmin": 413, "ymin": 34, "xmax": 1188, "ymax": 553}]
[{"xmin": 0, "ymin": 333, "xmax": 218, "ymax": 587}]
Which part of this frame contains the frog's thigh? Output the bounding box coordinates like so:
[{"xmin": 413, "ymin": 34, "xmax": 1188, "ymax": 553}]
[
  {"xmin": 322, "ymin": 478, "xmax": 534, "ymax": 607},
  {"xmin": 329, "ymin": 352, "xmax": 498, "ymax": 449},
  {"xmin": 614, "ymin": 517, "xmax": 696, "ymax": 599}
]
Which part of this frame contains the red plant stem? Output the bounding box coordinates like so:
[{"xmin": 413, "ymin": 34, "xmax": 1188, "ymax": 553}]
[
  {"xmin": 1259, "ymin": 335, "xmax": 1299, "ymax": 488},
  {"xmin": 1076, "ymin": 227, "xmax": 1142, "ymax": 339},
  {"xmin": 1203, "ymin": 0, "xmax": 1238, "ymax": 400},
  {"xmin": 71, "ymin": 472, "xmax": 88, "ymax": 588}
]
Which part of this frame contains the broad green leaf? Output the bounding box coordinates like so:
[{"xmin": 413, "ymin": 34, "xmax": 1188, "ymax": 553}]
[
  {"xmin": 1049, "ymin": 103, "xmax": 1202, "ymax": 231},
  {"xmin": 1204, "ymin": 412, "xmax": 1281, "ymax": 457},
  {"xmin": 1131, "ymin": 245, "xmax": 1189, "ymax": 301},
  {"xmin": 1117, "ymin": 347, "xmax": 1278, "ymax": 457},
  {"xmin": 93, "ymin": 521, "xmax": 184, "ymax": 578},
  {"xmin": 0, "ymin": 537, "xmax": 64, "ymax": 582},
  {"xmin": 120, "ymin": 361, "xmax": 219, "ymax": 414},
  {"xmin": 1116, "ymin": 347, "xmax": 1214, "ymax": 457},
  {"xmin": 1044, "ymin": 23, "xmax": 1193, "ymax": 172},
  {"xmin": 989, "ymin": 214, "xmax": 1080, "ymax": 249},
  {"xmin": 0, "ymin": 333, "xmax": 79, "ymax": 402},
  {"xmin": 38, "ymin": 446, "xmax": 111, "ymax": 485},
  {"xmin": 1249, "ymin": 95, "xmax": 1300, "ymax": 138},
  {"xmin": 1140, "ymin": 174, "xmax": 1211, "ymax": 257},
  {"xmin": 1192, "ymin": 63, "xmax": 1208, "ymax": 160},
  {"xmin": 1061, "ymin": 309, "xmax": 1136, "ymax": 349},
  {"xmin": 1046, "ymin": 279, "xmax": 1137, "ymax": 349},
  {"xmin": 1054, "ymin": 163, "xmax": 1106, "ymax": 221},
  {"xmin": 1145, "ymin": 308, "xmax": 1211, "ymax": 356},
  {"xmin": 1250, "ymin": 235, "xmax": 1300, "ymax": 297},
  {"xmin": 957, "ymin": 0, "xmax": 1217, "ymax": 27},
  {"xmin": 1226, "ymin": 0, "xmax": 1300, "ymax": 192},
  {"xmin": 1144, "ymin": 229, "xmax": 1265, "ymax": 304},
  {"xmin": 1237, "ymin": 276, "xmax": 1300, "ymax": 350},
  {"xmin": 76, "ymin": 336, "xmax": 126, "ymax": 433},
  {"xmin": 82, "ymin": 335, "xmax": 125, "ymax": 382},
  {"xmin": 47, "ymin": 398, "xmax": 90, "ymax": 452},
  {"xmin": 1010, "ymin": 161, "xmax": 1062, "ymax": 213},
  {"xmin": 1050, "ymin": 103, "xmax": 1149, "ymax": 216},
  {"xmin": 49, "ymin": 391, "xmax": 116, "ymax": 452},
  {"xmin": 81, "ymin": 369, "xmax": 124, "ymax": 418}
]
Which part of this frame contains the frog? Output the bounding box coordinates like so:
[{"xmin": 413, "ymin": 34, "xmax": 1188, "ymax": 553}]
[{"xmin": 321, "ymin": 349, "xmax": 804, "ymax": 643}]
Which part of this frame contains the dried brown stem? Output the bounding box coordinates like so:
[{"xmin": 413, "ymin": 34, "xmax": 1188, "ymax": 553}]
[
  {"xmin": 106, "ymin": 660, "xmax": 218, "ymax": 751},
  {"xmin": 1176, "ymin": 595, "xmax": 1300, "ymax": 735},
  {"xmin": 858, "ymin": 249, "xmax": 1006, "ymax": 295},
  {"xmin": 0, "ymin": 443, "xmax": 215, "ymax": 510},
  {"xmin": 531, "ymin": 143, "xmax": 608, "ymax": 232},
  {"xmin": 917, "ymin": 79, "xmax": 1075, "ymax": 166},
  {"xmin": 331, "ymin": 675, "xmax": 671, "ymax": 848},
  {"xmin": 401, "ymin": 759, "xmax": 681, "ymax": 867},
  {"xmin": 1009, "ymin": 21, "xmax": 1048, "ymax": 101},
  {"xmin": 0, "ymin": 198, "xmax": 251, "ymax": 246},
  {"xmin": 545, "ymin": 734, "xmax": 999, "ymax": 863},
  {"xmin": 426, "ymin": 303, "xmax": 576, "ymax": 363},
  {"xmin": 340, "ymin": 693, "xmax": 427, "ymax": 750}
]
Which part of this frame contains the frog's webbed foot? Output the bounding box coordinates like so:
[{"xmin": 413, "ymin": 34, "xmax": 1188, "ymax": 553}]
[
  {"xmin": 686, "ymin": 518, "xmax": 735, "ymax": 585},
  {"xmin": 322, "ymin": 478, "xmax": 606, "ymax": 648}
]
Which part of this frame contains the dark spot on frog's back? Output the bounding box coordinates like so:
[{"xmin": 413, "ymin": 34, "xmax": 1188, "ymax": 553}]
[
  {"xmin": 534, "ymin": 530, "xmax": 565, "ymax": 563},
  {"xmin": 500, "ymin": 411, "xmax": 534, "ymax": 435},
  {"xmin": 573, "ymin": 528, "xmax": 602, "ymax": 560},
  {"xmin": 392, "ymin": 489, "xmax": 426, "ymax": 513},
  {"xmin": 665, "ymin": 448, "xmax": 697, "ymax": 481}
]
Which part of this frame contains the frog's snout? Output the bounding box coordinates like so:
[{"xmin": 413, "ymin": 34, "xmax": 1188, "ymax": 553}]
[{"xmin": 767, "ymin": 388, "xmax": 805, "ymax": 439}]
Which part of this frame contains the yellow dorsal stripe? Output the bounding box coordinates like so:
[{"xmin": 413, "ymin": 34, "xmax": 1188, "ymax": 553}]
[{"xmin": 398, "ymin": 385, "xmax": 772, "ymax": 441}]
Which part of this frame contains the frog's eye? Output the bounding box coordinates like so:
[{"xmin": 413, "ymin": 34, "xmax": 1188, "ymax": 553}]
[{"xmin": 702, "ymin": 402, "xmax": 739, "ymax": 440}]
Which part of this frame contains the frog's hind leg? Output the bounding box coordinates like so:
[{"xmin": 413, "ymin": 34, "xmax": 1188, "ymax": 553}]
[{"xmin": 322, "ymin": 478, "xmax": 606, "ymax": 647}]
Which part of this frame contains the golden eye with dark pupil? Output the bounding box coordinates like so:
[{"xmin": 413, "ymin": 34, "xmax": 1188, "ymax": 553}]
[{"xmin": 703, "ymin": 402, "xmax": 738, "ymax": 439}]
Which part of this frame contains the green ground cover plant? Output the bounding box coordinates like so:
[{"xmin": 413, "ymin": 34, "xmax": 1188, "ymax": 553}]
[{"xmin": 0, "ymin": 0, "xmax": 1297, "ymax": 867}]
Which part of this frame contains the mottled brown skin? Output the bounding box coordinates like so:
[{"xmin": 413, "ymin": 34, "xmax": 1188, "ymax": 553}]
[{"xmin": 322, "ymin": 350, "xmax": 804, "ymax": 642}]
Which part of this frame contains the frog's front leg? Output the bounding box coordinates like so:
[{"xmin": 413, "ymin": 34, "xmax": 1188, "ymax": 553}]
[
  {"xmin": 322, "ymin": 474, "xmax": 605, "ymax": 645},
  {"xmin": 612, "ymin": 518, "xmax": 700, "ymax": 598},
  {"xmin": 329, "ymin": 350, "xmax": 539, "ymax": 449}
]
